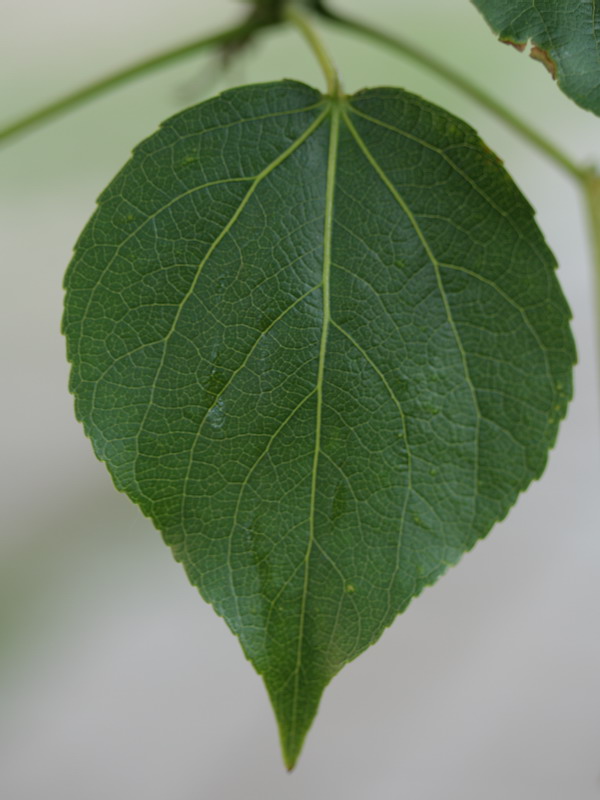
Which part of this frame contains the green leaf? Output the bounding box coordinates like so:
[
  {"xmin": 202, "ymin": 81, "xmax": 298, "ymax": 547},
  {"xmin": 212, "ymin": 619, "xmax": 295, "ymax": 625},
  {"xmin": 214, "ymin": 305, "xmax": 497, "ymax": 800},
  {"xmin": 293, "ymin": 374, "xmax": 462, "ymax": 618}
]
[
  {"xmin": 471, "ymin": 0, "xmax": 600, "ymax": 115},
  {"xmin": 63, "ymin": 80, "xmax": 574, "ymax": 767}
]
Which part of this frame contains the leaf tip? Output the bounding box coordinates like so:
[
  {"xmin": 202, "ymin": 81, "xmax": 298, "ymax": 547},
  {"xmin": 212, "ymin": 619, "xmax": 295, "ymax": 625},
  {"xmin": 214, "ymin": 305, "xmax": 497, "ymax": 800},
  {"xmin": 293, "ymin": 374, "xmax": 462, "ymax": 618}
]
[
  {"xmin": 285, "ymin": 756, "xmax": 298, "ymax": 773},
  {"xmin": 278, "ymin": 721, "xmax": 310, "ymax": 772},
  {"xmin": 281, "ymin": 732, "xmax": 310, "ymax": 772},
  {"xmin": 271, "ymin": 686, "xmax": 324, "ymax": 772}
]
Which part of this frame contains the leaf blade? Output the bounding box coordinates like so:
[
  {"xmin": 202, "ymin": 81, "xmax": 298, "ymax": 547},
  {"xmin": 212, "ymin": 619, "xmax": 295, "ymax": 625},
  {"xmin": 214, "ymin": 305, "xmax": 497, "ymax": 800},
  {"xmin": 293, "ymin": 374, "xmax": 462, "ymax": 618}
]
[{"xmin": 64, "ymin": 80, "xmax": 574, "ymax": 767}]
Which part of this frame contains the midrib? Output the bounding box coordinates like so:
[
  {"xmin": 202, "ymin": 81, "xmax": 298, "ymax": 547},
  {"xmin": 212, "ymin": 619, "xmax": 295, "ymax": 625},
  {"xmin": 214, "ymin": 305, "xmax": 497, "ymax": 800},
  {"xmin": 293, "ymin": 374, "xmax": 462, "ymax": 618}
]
[{"xmin": 289, "ymin": 101, "xmax": 340, "ymax": 743}]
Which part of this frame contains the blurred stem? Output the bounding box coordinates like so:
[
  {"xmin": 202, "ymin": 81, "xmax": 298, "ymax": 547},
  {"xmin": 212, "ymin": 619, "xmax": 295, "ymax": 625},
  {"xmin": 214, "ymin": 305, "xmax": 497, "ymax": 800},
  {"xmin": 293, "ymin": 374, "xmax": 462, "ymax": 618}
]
[
  {"xmin": 285, "ymin": 5, "xmax": 340, "ymax": 95},
  {"xmin": 0, "ymin": 15, "xmax": 273, "ymax": 146},
  {"xmin": 313, "ymin": 2, "xmax": 586, "ymax": 182},
  {"xmin": 583, "ymin": 170, "xmax": 600, "ymax": 350}
]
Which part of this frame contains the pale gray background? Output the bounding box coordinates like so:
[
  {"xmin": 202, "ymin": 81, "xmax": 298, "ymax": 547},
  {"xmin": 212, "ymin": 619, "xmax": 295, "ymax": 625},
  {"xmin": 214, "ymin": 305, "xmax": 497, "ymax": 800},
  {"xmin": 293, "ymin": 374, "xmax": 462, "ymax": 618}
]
[{"xmin": 1, "ymin": 1, "xmax": 599, "ymax": 798}]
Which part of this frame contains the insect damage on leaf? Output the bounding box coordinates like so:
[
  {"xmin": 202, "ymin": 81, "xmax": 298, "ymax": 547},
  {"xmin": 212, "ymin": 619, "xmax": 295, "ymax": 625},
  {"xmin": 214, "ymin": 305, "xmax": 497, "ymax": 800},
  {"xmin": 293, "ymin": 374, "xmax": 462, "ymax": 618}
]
[
  {"xmin": 499, "ymin": 36, "xmax": 558, "ymax": 80},
  {"xmin": 500, "ymin": 38, "xmax": 525, "ymax": 53},
  {"xmin": 530, "ymin": 45, "xmax": 557, "ymax": 80},
  {"xmin": 63, "ymin": 79, "xmax": 574, "ymax": 767},
  {"xmin": 472, "ymin": 0, "xmax": 600, "ymax": 115}
]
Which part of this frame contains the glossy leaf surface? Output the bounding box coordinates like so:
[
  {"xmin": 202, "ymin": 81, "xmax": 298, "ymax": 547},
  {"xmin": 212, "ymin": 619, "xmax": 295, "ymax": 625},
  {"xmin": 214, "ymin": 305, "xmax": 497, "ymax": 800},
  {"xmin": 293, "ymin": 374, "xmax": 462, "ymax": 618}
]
[
  {"xmin": 64, "ymin": 80, "xmax": 574, "ymax": 766},
  {"xmin": 472, "ymin": 0, "xmax": 600, "ymax": 115}
]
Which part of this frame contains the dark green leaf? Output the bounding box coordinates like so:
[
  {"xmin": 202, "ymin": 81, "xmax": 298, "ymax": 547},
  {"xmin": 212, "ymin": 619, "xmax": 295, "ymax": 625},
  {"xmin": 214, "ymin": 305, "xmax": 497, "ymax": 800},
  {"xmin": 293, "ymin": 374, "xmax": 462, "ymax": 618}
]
[
  {"xmin": 471, "ymin": 0, "xmax": 600, "ymax": 115},
  {"xmin": 63, "ymin": 80, "xmax": 574, "ymax": 767}
]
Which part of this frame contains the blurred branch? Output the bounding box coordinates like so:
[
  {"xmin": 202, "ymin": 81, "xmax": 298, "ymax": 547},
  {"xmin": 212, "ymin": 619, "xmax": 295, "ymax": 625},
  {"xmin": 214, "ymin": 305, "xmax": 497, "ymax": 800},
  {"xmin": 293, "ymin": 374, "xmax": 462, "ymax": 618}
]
[
  {"xmin": 0, "ymin": 9, "xmax": 278, "ymax": 147},
  {"xmin": 583, "ymin": 169, "xmax": 600, "ymax": 352}
]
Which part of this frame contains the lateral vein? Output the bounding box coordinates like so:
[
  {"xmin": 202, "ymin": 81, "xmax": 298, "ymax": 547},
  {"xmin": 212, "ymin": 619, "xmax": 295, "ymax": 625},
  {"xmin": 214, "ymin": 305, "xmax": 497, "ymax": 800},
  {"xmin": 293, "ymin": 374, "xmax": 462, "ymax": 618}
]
[
  {"xmin": 342, "ymin": 109, "xmax": 481, "ymax": 518},
  {"xmin": 130, "ymin": 106, "xmax": 331, "ymax": 494}
]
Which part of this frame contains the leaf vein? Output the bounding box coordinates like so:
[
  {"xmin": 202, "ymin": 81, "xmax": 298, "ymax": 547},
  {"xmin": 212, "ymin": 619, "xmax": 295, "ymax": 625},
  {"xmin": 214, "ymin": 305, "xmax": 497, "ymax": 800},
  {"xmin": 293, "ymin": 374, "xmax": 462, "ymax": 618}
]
[{"xmin": 342, "ymin": 109, "xmax": 481, "ymax": 531}]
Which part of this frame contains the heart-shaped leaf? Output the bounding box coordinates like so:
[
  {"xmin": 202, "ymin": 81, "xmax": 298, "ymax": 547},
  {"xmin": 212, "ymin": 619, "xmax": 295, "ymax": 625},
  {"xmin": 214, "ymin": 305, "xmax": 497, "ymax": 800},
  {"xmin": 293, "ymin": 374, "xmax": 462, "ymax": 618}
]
[
  {"xmin": 64, "ymin": 80, "xmax": 574, "ymax": 767},
  {"xmin": 471, "ymin": 0, "xmax": 600, "ymax": 116}
]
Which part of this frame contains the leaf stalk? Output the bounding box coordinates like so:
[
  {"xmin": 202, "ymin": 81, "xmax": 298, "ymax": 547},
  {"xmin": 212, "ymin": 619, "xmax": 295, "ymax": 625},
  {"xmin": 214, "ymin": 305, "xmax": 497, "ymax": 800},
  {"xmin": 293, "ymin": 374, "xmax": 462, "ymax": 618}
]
[{"xmin": 285, "ymin": 5, "xmax": 340, "ymax": 96}]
